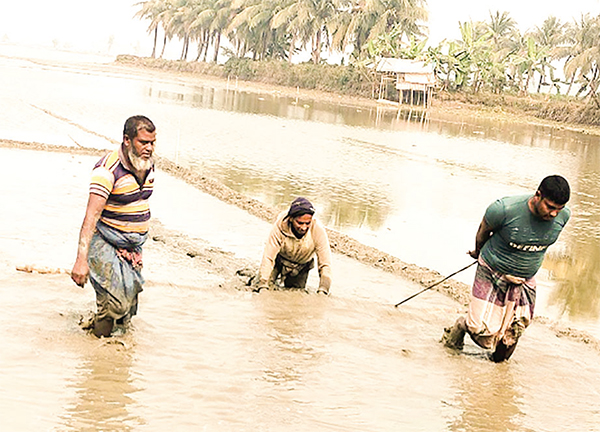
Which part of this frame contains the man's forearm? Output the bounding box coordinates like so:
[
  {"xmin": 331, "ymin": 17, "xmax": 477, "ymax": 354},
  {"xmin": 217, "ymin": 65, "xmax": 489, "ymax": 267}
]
[
  {"xmin": 472, "ymin": 219, "xmax": 493, "ymax": 257},
  {"xmin": 71, "ymin": 193, "xmax": 107, "ymax": 287},
  {"xmin": 318, "ymin": 274, "xmax": 331, "ymax": 292},
  {"xmin": 474, "ymin": 235, "xmax": 489, "ymax": 256}
]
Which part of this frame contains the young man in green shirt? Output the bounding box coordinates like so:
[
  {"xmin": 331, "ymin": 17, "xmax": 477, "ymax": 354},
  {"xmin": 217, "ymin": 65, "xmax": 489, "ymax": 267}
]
[{"xmin": 442, "ymin": 175, "xmax": 571, "ymax": 362}]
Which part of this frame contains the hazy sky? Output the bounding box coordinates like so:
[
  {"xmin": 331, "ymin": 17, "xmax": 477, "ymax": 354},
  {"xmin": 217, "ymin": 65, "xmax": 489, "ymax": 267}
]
[{"xmin": 1, "ymin": 0, "xmax": 599, "ymax": 57}]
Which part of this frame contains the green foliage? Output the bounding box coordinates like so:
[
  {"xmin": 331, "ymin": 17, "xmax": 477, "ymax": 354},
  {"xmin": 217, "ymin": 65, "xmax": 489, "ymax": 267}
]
[
  {"xmin": 223, "ymin": 57, "xmax": 257, "ymax": 79},
  {"xmin": 245, "ymin": 60, "xmax": 370, "ymax": 95},
  {"xmin": 135, "ymin": 0, "xmax": 429, "ymax": 65},
  {"xmin": 116, "ymin": 55, "xmax": 372, "ymax": 97}
]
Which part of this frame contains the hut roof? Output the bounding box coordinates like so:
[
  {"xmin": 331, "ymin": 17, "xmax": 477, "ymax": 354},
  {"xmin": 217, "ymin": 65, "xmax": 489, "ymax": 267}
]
[
  {"xmin": 376, "ymin": 58, "xmax": 433, "ymax": 74},
  {"xmin": 376, "ymin": 58, "xmax": 436, "ymax": 87}
]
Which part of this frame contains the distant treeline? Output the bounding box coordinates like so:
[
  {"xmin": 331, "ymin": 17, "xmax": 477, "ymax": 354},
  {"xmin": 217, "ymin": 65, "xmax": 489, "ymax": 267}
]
[
  {"xmin": 133, "ymin": 1, "xmax": 600, "ymax": 122},
  {"xmin": 135, "ymin": 0, "xmax": 428, "ymax": 64}
]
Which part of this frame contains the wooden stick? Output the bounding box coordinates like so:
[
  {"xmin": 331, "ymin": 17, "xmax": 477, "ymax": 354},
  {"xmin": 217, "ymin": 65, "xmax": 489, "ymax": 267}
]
[
  {"xmin": 394, "ymin": 261, "xmax": 477, "ymax": 307},
  {"xmin": 16, "ymin": 264, "xmax": 71, "ymax": 275}
]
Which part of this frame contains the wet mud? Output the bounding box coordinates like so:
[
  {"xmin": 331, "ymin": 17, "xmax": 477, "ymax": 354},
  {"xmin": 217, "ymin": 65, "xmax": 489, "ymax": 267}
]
[
  {"xmin": 2, "ymin": 138, "xmax": 469, "ymax": 300},
  {"xmin": 2, "ymin": 138, "xmax": 599, "ymax": 353}
]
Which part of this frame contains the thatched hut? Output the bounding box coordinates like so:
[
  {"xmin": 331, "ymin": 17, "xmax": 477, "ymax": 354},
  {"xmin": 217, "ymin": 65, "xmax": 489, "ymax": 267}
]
[{"xmin": 375, "ymin": 58, "xmax": 436, "ymax": 108}]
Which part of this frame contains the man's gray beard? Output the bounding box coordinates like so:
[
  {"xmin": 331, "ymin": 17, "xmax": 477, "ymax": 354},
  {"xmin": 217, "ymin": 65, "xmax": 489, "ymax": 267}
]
[{"xmin": 128, "ymin": 147, "xmax": 154, "ymax": 172}]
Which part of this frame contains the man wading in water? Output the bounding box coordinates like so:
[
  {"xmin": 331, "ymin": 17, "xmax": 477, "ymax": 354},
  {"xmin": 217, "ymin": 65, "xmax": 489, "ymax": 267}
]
[
  {"xmin": 255, "ymin": 197, "xmax": 332, "ymax": 294},
  {"xmin": 71, "ymin": 116, "xmax": 156, "ymax": 337},
  {"xmin": 443, "ymin": 175, "xmax": 571, "ymax": 362}
]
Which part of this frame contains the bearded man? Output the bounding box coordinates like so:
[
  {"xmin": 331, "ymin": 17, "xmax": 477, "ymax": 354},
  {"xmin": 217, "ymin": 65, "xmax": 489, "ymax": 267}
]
[
  {"xmin": 71, "ymin": 115, "xmax": 156, "ymax": 337},
  {"xmin": 256, "ymin": 197, "xmax": 333, "ymax": 294},
  {"xmin": 443, "ymin": 175, "xmax": 571, "ymax": 362}
]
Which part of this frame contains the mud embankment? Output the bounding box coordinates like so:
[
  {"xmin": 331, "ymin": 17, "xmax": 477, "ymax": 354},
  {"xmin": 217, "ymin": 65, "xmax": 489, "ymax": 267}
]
[
  {"xmin": 2, "ymin": 138, "xmax": 599, "ymax": 352},
  {"xmin": 1, "ymin": 137, "xmax": 464, "ymax": 301}
]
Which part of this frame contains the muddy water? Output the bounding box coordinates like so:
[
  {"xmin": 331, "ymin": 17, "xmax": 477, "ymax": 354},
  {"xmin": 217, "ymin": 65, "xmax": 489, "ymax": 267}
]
[
  {"xmin": 2, "ymin": 46, "xmax": 599, "ymax": 338},
  {"xmin": 1, "ymin": 46, "xmax": 600, "ymax": 430},
  {"xmin": 2, "ymin": 147, "xmax": 600, "ymax": 431}
]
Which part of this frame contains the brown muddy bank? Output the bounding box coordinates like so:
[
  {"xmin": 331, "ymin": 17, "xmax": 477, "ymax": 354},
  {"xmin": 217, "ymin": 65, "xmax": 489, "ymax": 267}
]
[{"xmin": 437, "ymin": 91, "xmax": 600, "ymax": 135}]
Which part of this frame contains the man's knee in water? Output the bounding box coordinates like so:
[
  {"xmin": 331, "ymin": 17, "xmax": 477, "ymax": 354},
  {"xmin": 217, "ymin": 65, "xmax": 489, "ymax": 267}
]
[
  {"xmin": 93, "ymin": 316, "xmax": 114, "ymax": 338},
  {"xmin": 491, "ymin": 340, "xmax": 518, "ymax": 362},
  {"xmin": 490, "ymin": 318, "xmax": 528, "ymax": 362}
]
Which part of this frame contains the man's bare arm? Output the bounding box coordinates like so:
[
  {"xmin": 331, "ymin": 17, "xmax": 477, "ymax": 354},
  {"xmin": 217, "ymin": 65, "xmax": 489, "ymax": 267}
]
[
  {"xmin": 468, "ymin": 217, "xmax": 494, "ymax": 259},
  {"xmin": 71, "ymin": 193, "xmax": 107, "ymax": 287}
]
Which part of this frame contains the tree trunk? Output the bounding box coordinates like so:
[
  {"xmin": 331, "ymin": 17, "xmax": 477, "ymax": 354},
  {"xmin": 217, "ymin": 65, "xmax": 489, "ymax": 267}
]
[
  {"xmin": 472, "ymin": 70, "xmax": 480, "ymax": 93},
  {"xmin": 160, "ymin": 33, "xmax": 167, "ymax": 58},
  {"xmin": 537, "ymin": 65, "xmax": 544, "ymax": 93},
  {"xmin": 202, "ymin": 31, "xmax": 210, "ymax": 62},
  {"xmin": 195, "ymin": 37, "xmax": 203, "ymax": 61},
  {"xmin": 151, "ymin": 27, "xmax": 158, "ymax": 58},
  {"xmin": 180, "ymin": 38, "xmax": 185, "ymax": 60},
  {"xmin": 312, "ymin": 29, "xmax": 322, "ymax": 64},
  {"xmin": 566, "ymin": 74, "xmax": 576, "ymax": 97},
  {"xmin": 522, "ymin": 67, "xmax": 532, "ymax": 96},
  {"xmin": 288, "ymin": 35, "xmax": 296, "ymax": 63},
  {"xmin": 212, "ymin": 32, "xmax": 222, "ymax": 63},
  {"xmin": 586, "ymin": 67, "xmax": 600, "ymax": 108}
]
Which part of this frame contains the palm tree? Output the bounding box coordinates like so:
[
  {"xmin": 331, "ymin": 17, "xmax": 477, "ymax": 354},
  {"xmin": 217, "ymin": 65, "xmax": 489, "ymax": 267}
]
[
  {"xmin": 455, "ymin": 20, "xmax": 493, "ymax": 92},
  {"xmin": 153, "ymin": 0, "xmax": 186, "ymax": 59},
  {"xmin": 530, "ymin": 16, "xmax": 565, "ymax": 93},
  {"xmin": 270, "ymin": 0, "xmax": 338, "ymax": 64},
  {"xmin": 135, "ymin": 0, "xmax": 171, "ymax": 58},
  {"xmin": 187, "ymin": 0, "xmax": 212, "ymax": 61},
  {"xmin": 563, "ymin": 14, "xmax": 600, "ymax": 103},
  {"xmin": 508, "ymin": 35, "xmax": 548, "ymax": 95},
  {"xmin": 168, "ymin": 0, "xmax": 195, "ymax": 60},
  {"xmin": 336, "ymin": 0, "xmax": 427, "ymax": 60},
  {"xmin": 228, "ymin": 0, "xmax": 290, "ymax": 60},
  {"xmin": 208, "ymin": 0, "xmax": 234, "ymax": 62},
  {"xmin": 486, "ymin": 11, "xmax": 516, "ymax": 52},
  {"xmin": 186, "ymin": 0, "xmax": 232, "ymax": 62}
]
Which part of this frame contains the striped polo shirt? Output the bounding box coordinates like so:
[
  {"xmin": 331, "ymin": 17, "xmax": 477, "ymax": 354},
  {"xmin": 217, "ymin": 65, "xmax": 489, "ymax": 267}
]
[{"xmin": 90, "ymin": 147, "xmax": 154, "ymax": 234}]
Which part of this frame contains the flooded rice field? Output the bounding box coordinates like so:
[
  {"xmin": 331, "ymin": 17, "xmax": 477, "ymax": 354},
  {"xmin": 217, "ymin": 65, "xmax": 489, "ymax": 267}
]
[{"xmin": 1, "ymin": 44, "xmax": 599, "ymax": 431}]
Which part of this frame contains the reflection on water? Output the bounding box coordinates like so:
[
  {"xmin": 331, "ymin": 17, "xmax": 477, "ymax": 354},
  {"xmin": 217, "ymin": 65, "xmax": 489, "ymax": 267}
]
[
  {"xmin": 196, "ymin": 161, "xmax": 393, "ymax": 232},
  {"xmin": 147, "ymin": 84, "xmax": 424, "ymax": 131},
  {"xmin": 545, "ymin": 250, "xmax": 600, "ymax": 321},
  {"xmin": 60, "ymin": 340, "xmax": 143, "ymax": 431},
  {"xmin": 449, "ymin": 363, "xmax": 526, "ymax": 432},
  {"xmin": 255, "ymin": 293, "xmax": 326, "ymax": 390}
]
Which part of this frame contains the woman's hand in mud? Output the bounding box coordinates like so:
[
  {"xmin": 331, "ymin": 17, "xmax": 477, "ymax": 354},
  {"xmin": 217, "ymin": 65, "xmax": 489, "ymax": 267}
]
[{"xmin": 71, "ymin": 259, "xmax": 89, "ymax": 288}]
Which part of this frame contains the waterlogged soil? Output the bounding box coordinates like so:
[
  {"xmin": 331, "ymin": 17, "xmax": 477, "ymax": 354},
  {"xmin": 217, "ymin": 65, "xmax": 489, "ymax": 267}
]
[{"xmin": 3, "ymin": 138, "xmax": 599, "ymax": 353}]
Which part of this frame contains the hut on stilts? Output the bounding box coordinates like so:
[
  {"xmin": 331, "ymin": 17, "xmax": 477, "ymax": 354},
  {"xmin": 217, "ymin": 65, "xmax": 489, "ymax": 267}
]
[{"xmin": 375, "ymin": 58, "xmax": 436, "ymax": 109}]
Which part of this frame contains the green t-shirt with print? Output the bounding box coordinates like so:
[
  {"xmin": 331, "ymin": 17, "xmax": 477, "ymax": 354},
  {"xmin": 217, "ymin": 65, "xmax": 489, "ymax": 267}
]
[{"xmin": 480, "ymin": 194, "xmax": 570, "ymax": 278}]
